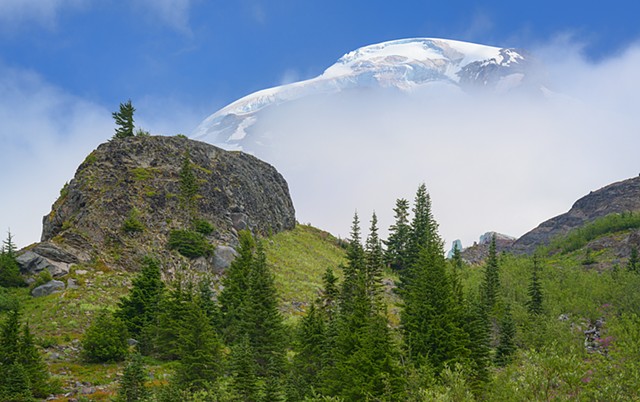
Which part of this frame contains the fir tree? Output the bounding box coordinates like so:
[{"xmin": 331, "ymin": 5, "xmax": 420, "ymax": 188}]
[
  {"xmin": 318, "ymin": 267, "xmax": 339, "ymax": 319},
  {"xmin": 18, "ymin": 324, "xmax": 49, "ymax": 398},
  {"xmin": 526, "ymin": 256, "xmax": 544, "ymax": 316},
  {"xmin": 173, "ymin": 300, "xmax": 222, "ymax": 391},
  {"xmin": 0, "ymin": 231, "xmax": 25, "ymax": 288},
  {"xmin": 627, "ymin": 247, "xmax": 639, "ymax": 273},
  {"xmin": 113, "ymin": 99, "xmax": 136, "ymax": 139},
  {"xmin": 218, "ymin": 230, "xmax": 255, "ymax": 343},
  {"xmin": 290, "ymin": 303, "xmax": 326, "ymax": 400},
  {"xmin": 323, "ymin": 213, "xmax": 403, "ymax": 400},
  {"xmin": 116, "ymin": 257, "xmax": 165, "ymax": 354},
  {"xmin": 82, "ymin": 310, "xmax": 129, "ymax": 363},
  {"xmin": 400, "ymin": 185, "xmax": 471, "ymax": 372},
  {"xmin": 463, "ymin": 298, "xmax": 491, "ymax": 386},
  {"xmin": 0, "ymin": 308, "xmax": 22, "ymax": 365},
  {"xmin": 154, "ymin": 280, "xmax": 194, "ymax": 361},
  {"xmin": 229, "ymin": 335, "xmax": 259, "ymax": 402},
  {"xmin": 115, "ymin": 353, "xmax": 149, "ymax": 402},
  {"xmin": 384, "ymin": 198, "xmax": 410, "ymax": 271},
  {"xmin": 179, "ymin": 151, "xmax": 199, "ymax": 210},
  {"xmin": 364, "ymin": 212, "xmax": 384, "ymax": 304},
  {"xmin": 480, "ymin": 234, "xmax": 500, "ymax": 312},
  {"xmin": 495, "ymin": 305, "xmax": 516, "ymax": 366},
  {"xmin": 241, "ymin": 241, "xmax": 286, "ymax": 377}
]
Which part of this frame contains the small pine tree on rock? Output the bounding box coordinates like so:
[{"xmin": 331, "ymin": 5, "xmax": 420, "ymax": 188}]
[{"xmin": 113, "ymin": 100, "xmax": 136, "ymax": 139}]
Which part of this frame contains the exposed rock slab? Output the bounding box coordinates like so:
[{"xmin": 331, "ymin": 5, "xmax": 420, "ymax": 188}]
[{"xmin": 31, "ymin": 280, "xmax": 65, "ymax": 297}]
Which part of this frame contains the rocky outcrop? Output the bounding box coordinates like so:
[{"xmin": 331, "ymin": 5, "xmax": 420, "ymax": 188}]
[
  {"xmin": 460, "ymin": 231, "xmax": 516, "ymax": 265},
  {"xmin": 39, "ymin": 135, "xmax": 296, "ymax": 271},
  {"xmin": 512, "ymin": 176, "xmax": 640, "ymax": 254}
]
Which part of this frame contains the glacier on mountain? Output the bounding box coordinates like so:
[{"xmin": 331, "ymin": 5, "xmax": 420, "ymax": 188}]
[{"xmin": 192, "ymin": 38, "xmax": 541, "ymax": 149}]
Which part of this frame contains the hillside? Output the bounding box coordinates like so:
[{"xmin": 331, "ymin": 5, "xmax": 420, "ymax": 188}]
[{"xmin": 512, "ymin": 175, "xmax": 640, "ymax": 254}]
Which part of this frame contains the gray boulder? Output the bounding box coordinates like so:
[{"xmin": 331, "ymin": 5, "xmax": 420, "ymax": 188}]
[
  {"xmin": 213, "ymin": 245, "xmax": 238, "ymax": 272},
  {"xmin": 16, "ymin": 251, "xmax": 70, "ymax": 277},
  {"xmin": 31, "ymin": 280, "xmax": 65, "ymax": 297}
]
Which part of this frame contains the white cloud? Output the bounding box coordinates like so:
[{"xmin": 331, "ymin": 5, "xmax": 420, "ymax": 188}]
[
  {"xmin": 0, "ymin": 0, "xmax": 85, "ymax": 31},
  {"xmin": 219, "ymin": 39, "xmax": 640, "ymax": 250},
  {"xmin": 0, "ymin": 63, "xmax": 113, "ymax": 248}
]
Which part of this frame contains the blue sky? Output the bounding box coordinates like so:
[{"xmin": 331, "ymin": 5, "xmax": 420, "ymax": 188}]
[{"xmin": 2, "ymin": 0, "xmax": 640, "ymax": 246}]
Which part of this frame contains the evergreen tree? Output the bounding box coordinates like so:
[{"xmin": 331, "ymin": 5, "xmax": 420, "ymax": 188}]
[
  {"xmin": 179, "ymin": 151, "xmax": 199, "ymax": 210},
  {"xmin": 317, "ymin": 267, "xmax": 339, "ymax": 319},
  {"xmin": 0, "ymin": 231, "xmax": 26, "ymax": 288},
  {"xmin": 229, "ymin": 335, "xmax": 259, "ymax": 402},
  {"xmin": 218, "ymin": 230, "xmax": 255, "ymax": 343},
  {"xmin": 113, "ymin": 99, "xmax": 136, "ymax": 139},
  {"xmin": 384, "ymin": 198, "xmax": 410, "ymax": 271},
  {"xmin": 18, "ymin": 324, "xmax": 49, "ymax": 398},
  {"xmin": 526, "ymin": 256, "xmax": 544, "ymax": 316},
  {"xmin": 364, "ymin": 212, "xmax": 384, "ymax": 304},
  {"xmin": 290, "ymin": 303, "xmax": 327, "ymax": 400},
  {"xmin": 399, "ymin": 184, "xmax": 473, "ymax": 377},
  {"xmin": 323, "ymin": 213, "xmax": 403, "ymax": 400},
  {"xmin": 241, "ymin": 241, "xmax": 286, "ymax": 377},
  {"xmin": 480, "ymin": 234, "xmax": 500, "ymax": 312},
  {"xmin": 463, "ymin": 298, "xmax": 491, "ymax": 386},
  {"xmin": 154, "ymin": 280, "xmax": 194, "ymax": 360},
  {"xmin": 495, "ymin": 305, "xmax": 516, "ymax": 366},
  {"xmin": 0, "ymin": 308, "xmax": 51, "ymax": 400},
  {"xmin": 116, "ymin": 257, "xmax": 165, "ymax": 354},
  {"xmin": 627, "ymin": 247, "xmax": 639, "ymax": 273},
  {"xmin": 173, "ymin": 300, "xmax": 222, "ymax": 391},
  {"xmin": 2, "ymin": 231, "xmax": 16, "ymax": 257},
  {"xmin": 115, "ymin": 353, "xmax": 149, "ymax": 402},
  {"xmin": 82, "ymin": 310, "xmax": 129, "ymax": 363},
  {"xmin": 0, "ymin": 308, "xmax": 21, "ymax": 365}
]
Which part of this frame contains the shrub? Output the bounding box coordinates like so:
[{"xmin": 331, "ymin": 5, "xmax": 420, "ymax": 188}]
[
  {"xmin": 168, "ymin": 230, "xmax": 213, "ymax": 258},
  {"xmin": 193, "ymin": 219, "xmax": 215, "ymax": 236},
  {"xmin": 123, "ymin": 209, "xmax": 145, "ymax": 234},
  {"xmin": 29, "ymin": 270, "xmax": 52, "ymax": 290},
  {"xmin": 82, "ymin": 310, "xmax": 129, "ymax": 363}
]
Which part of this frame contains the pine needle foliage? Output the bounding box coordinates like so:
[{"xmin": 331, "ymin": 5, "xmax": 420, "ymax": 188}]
[{"xmin": 112, "ymin": 100, "xmax": 136, "ymax": 139}]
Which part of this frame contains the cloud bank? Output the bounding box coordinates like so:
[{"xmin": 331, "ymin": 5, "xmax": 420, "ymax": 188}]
[{"xmin": 244, "ymin": 40, "xmax": 640, "ymax": 249}]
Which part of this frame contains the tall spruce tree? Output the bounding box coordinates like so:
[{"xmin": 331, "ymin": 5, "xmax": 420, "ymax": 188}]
[
  {"xmin": 240, "ymin": 240, "xmax": 286, "ymax": 377},
  {"xmin": 229, "ymin": 335, "xmax": 259, "ymax": 402},
  {"xmin": 495, "ymin": 304, "xmax": 516, "ymax": 366},
  {"xmin": 113, "ymin": 99, "xmax": 136, "ymax": 139},
  {"xmin": 173, "ymin": 300, "xmax": 222, "ymax": 391},
  {"xmin": 527, "ymin": 256, "xmax": 544, "ymax": 316},
  {"xmin": 323, "ymin": 212, "xmax": 402, "ymax": 400},
  {"xmin": 218, "ymin": 230, "xmax": 255, "ymax": 344},
  {"xmin": 385, "ymin": 198, "xmax": 410, "ymax": 271},
  {"xmin": 364, "ymin": 212, "xmax": 384, "ymax": 304},
  {"xmin": 400, "ymin": 184, "xmax": 470, "ymax": 373},
  {"xmin": 115, "ymin": 257, "xmax": 165, "ymax": 354},
  {"xmin": 480, "ymin": 234, "xmax": 500, "ymax": 312}
]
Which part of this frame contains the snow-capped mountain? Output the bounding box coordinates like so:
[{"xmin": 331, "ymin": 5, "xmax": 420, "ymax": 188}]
[{"xmin": 192, "ymin": 38, "xmax": 542, "ymax": 150}]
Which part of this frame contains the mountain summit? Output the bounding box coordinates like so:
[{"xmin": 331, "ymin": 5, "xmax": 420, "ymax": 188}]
[{"xmin": 193, "ymin": 38, "xmax": 541, "ymax": 150}]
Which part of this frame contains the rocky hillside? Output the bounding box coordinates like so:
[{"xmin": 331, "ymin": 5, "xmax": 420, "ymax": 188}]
[
  {"xmin": 512, "ymin": 175, "xmax": 640, "ymax": 254},
  {"xmin": 31, "ymin": 135, "xmax": 295, "ymax": 273}
]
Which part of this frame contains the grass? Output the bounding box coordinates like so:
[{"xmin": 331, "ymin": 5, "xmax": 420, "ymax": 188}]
[{"xmin": 264, "ymin": 224, "xmax": 346, "ymax": 314}]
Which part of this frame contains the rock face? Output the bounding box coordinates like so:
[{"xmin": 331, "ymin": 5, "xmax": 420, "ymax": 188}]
[
  {"xmin": 39, "ymin": 135, "xmax": 296, "ymax": 270},
  {"xmin": 460, "ymin": 231, "xmax": 516, "ymax": 265},
  {"xmin": 512, "ymin": 176, "xmax": 640, "ymax": 254},
  {"xmin": 31, "ymin": 280, "xmax": 65, "ymax": 297}
]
